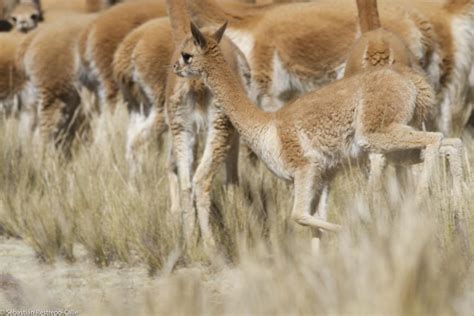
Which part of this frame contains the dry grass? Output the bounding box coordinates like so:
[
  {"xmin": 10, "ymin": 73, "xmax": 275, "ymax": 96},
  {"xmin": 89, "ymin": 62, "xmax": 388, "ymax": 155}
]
[{"xmin": 0, "ymin": 106, "xmax": 473, "ymax": 315}]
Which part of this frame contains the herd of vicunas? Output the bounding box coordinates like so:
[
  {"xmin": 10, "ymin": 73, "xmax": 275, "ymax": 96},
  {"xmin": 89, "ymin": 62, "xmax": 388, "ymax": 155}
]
[{"xmin": 0, "ymin": 0, "xmax": 472, "ymax": 254}]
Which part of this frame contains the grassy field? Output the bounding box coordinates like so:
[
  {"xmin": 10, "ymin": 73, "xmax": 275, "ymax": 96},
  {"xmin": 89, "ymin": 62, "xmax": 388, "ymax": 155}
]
[{"xmin": 0, "ymin": 106, "xmax": 473, "ymax": 315}]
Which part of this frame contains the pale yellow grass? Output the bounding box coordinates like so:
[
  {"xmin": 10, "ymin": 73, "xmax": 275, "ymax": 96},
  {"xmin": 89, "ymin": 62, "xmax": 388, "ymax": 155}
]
[{"xmin": 0, "ymin": 106, "xmax": 473, "ymax": 315}]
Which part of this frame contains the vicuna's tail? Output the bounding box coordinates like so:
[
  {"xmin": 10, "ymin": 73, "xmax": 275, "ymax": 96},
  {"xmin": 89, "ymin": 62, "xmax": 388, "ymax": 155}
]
[{"xmin": 356, "ymin": 0, "xmax": 381, "ymax": 33}]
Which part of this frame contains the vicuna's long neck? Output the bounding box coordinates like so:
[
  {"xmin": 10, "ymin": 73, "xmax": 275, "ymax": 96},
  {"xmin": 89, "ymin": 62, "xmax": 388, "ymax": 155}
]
[
  {"xmin": 85, "ymin": 0, "xmax": 120, "ymax": 12},
  {"xmin": 0, "ymin": 0, "xmax": 4, "ymax": 19},
  {"xmin": 166, "ymin": 0, "xmax": 190, "ymax": 44},
  {"xmin": 85, "ymin": 0, "xmax": 102, "ymax": 12},
  {"xmin": 356, "ymin": 0, "xmax": 381, "ymax": 33},
  {"xmin": 185, "ymin": 0, "xmax": 265, "ymax": 29},
  {"xmin": 445, "ymin": 0, "xmax": 474, "ymax": 15},
  {"xmin": 203, "ymin": 47, "xmax": 272, "ymax": 144}
]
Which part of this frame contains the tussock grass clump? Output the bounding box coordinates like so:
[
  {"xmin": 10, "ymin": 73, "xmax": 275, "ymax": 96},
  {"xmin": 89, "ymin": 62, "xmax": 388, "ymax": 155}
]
[{"xmin": 0, "ymin": 109, "xmax": 472, "ymax": 315}]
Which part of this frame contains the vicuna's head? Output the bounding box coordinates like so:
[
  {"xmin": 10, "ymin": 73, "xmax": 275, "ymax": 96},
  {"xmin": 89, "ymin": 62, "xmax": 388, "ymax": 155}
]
[
  {"xmin": 173, "ymin": 22, "xmax": 227, "ymax": 79},
  {"xmin": 9, "ymin": 2, "xmax": 41, "ymax": 33}
]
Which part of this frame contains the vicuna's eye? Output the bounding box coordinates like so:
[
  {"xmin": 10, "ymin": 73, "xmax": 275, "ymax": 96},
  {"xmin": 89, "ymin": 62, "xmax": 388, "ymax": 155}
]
[
  {"xmin": 181, "ymin": 52, "xmax": 193, "ymax": 64},
  {"xmin": 30, "ymin": 14, "xmax": 38, "ymax": 21}
]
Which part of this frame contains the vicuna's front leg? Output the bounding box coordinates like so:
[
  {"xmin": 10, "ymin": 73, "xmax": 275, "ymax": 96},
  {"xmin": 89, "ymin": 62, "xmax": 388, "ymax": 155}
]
[
  {"xmin": 170, "ymin": 124, "xmax": 196, "ymax": 244},
  {"xmin": 310, "ymin": 182, "xmax": 330, "ymax": 256},
  {"xmin": 439, "ymin": 138, "xmax": 465, "ymax": 196},
  {"xmin": 291, "ymin": 166, "xmax": 341, "ymax": 247},
  {"xmin": 193, "ymin": 109, "xmax": 237, "ymax": 249},
  {"xmin": 224, "ymin": 132, "xmax": 240, "ymax": 185}
]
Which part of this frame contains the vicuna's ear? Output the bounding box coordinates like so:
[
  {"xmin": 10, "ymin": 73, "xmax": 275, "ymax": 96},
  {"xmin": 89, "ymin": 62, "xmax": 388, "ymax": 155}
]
[
  {"xmin": 0, "ymin": 20, "xmax": 13, "ymax": 32},
  {"xmin": 213, "ymin": 21, "xmax": 227, "ymax": 43},
  {"xmin": 190, "ymin": 22, "xmax": 207, "ymax": 49}
]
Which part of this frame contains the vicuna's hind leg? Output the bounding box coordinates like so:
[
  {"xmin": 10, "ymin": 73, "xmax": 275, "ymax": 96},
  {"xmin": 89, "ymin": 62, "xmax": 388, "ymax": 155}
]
[
  {"xmin": 368, "ymin": 153, "xmax": 388, "ymax": 207},
  {"xmin": 364, "ymin": 125, "xmax": 443, "ymax": 197},
  {"xmin": 224, "ymin": 132, "xmax": 240, "ymax": 185},
  {"xmin": 38, "ymin": 88, "xmax": 82, "ymax": 158},
  {"xmin": 18, "ymin": 86, "xmax": 38, "ymax": 147},
  {"xmin": 98, "ymin": 74, "xmax": 120, "ymax": 113},
  {"xmin": 126, "ymin": 91, "xmax": 167, "ymax": 177},
  {"xmin": 439, "ymin": 138, "xmax": 465, "ymax": 196},
  {"xmin": 193, "ymin": 109, "xmax": 238, "ymax": 250},
  {"xmin": 170, "ymin": 123, "xmax": 197, "ymax": 245}
]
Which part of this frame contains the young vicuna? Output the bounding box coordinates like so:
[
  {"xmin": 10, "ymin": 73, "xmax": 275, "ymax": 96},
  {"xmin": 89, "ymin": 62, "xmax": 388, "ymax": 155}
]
[
  {"xmin": 166, "ymin": 0, "xmax": 251, "ymax": 247},
  {"xmin": 173, "ymin": 22, "xmax": 460, "ymax": 254},
  {"xmin": 114, "ymin": 0, "xmax": 269, "ymax": 176}
]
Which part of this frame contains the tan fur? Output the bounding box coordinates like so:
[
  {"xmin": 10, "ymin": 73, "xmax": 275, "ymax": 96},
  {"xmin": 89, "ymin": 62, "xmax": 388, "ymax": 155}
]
[
  {"xmin": 0, "ymin": 31, "xmax": 25, "ymax": 101},
  {"xmin": 111, "ymin": 0, "xmax": 274, "ymax": 122},
  {"xmin": 113, "ymin": 1, "xmax": 250, "ymax": 247},
  {"xmin": 186, "ymin": 0, "xmax": 437, "ymax": 110},
  {"xmin": 113, "ymin": 18, "xmax": 172, "ymax": 172},
  {"xmin": 173, "ymin": 24, "xmax": 464, "ymax": 252},
  {"xmin": 7, "ymin": 0, "xmax": 130, "ymax": 33},
  {"xmin": 344, "ymin": 29, "xmax": 417, "ymax": 78},
  {"xmin": 344, "ymin": 0, "xmax": 418, "ymax": 88},
  {"xmin": 40, "ymin": 0, "xmax": 115, "ymax": 12},
  {"xmin": 3, "ymin": 0, "xmax": 123, "ymax": 155},
  {"xmin": 1, "ymin": 0, "xmax": 18, "ymax": 19},
  {"xmin": 186, "ymin": 0, "xmax": 473, "ymax": 136},
  {"xmin": 355, "ymin": 0, "xmax": 380, "ymax": 33},
  {"xmin": 78, "ymin": 0, "xmax": 166, "ymax": 112},
  {"xmin": 9, "ymin": 2, "xmax": 40, "ymax": 33},
  {"xmin": 17, "ymin": 13, "xmax": 96, "ymax": 156},
  {"xmin": 406, "ymin": 0, "xmax": 474, "ymax": 136},
  {"xmin": 168, "ymin": 31, "xmax": 249, "ymax": 248},
  {"xmin": 345, "ymin": 0, "xmax": 466, "ymax": 199}
]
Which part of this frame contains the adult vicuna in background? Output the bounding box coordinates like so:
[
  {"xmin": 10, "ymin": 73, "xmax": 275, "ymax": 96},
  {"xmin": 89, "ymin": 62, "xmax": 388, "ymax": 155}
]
[
  {"xmin": 113, "ymin": 0, "xmax": 270, "ymax": 176},
  {"xmin": 78, "ymin": 1, "xmax": 167, "ymax": 115},
  {"xmin": 16, "ymin": 13, "xmax": 98, "ymax": 157},
  {"xmin": 3, "ymin": 0, "xmax": 126, "ymax": 33},
  {"xmin": 166, "ymin": 0, "xmax": 250, "ymax": 249},
  {"xmin": 185, "ymin": 0, "xmax": 474, "ymax": 136},
  {"xmin": 184, "ymin": 0, "xmax": 440, "ymax": 113},
  {"xmin": 172, "ymin": 21, "xmax": 463, "ymax": 255},
  {"xmin": 407, "ymin": 0, "xmax": 474, "ymax": 136}
]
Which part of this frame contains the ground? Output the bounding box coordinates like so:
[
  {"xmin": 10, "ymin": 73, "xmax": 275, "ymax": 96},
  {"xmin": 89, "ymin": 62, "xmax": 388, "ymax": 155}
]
[{"xmin": 0, "ymin": 108, "xmax": 473, "ymax": 315}]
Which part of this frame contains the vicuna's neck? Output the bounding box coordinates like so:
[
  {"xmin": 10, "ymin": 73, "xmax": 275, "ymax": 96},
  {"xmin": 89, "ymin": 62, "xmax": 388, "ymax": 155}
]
[
  {"xmin": 445, "ymin": 0, "xmax": 474, "ymax": 15},
  {"xmin": 186, "ymin": 0, "xmax": 263, "ymax": 29},
  {"xmin": 356, "ymin": 0, "xmax": 381, "ymax": 33},
  {"xmin": 202, "ymin": 48, "xmax": 271, "ymax": 144},
  {"xmin": 166, "ymin": 0, "xmax": 189, "ymax": 43}
]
